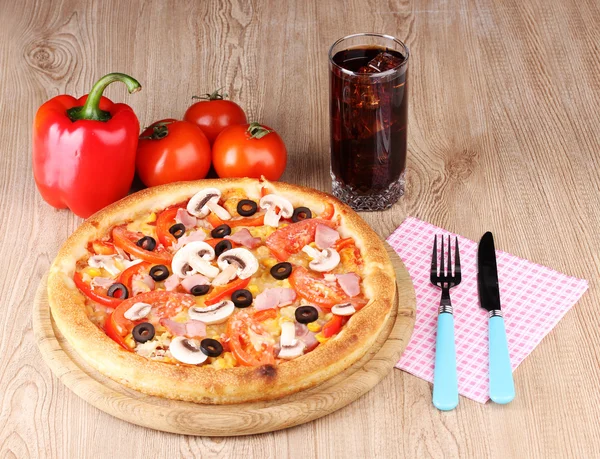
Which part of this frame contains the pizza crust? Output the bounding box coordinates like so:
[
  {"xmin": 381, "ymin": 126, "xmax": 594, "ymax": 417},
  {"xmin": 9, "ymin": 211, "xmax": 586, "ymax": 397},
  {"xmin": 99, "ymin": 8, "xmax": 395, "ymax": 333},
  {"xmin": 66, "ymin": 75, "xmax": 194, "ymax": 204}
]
[{"xmin": 48, "ymin": 178, "xmax": 396, "ymax": 404}]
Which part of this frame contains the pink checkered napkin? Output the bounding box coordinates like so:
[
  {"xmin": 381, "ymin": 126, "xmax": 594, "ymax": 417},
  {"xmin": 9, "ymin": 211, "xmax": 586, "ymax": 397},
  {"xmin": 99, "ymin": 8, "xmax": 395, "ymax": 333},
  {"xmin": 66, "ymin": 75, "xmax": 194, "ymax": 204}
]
[{"xmin": 387, "ymin": 216, "xmax": 588, "ymax": 403}]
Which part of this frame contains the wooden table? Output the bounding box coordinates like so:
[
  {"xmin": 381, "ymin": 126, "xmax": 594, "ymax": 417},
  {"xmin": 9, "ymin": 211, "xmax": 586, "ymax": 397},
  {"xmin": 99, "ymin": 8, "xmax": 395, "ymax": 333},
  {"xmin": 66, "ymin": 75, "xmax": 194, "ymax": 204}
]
[{"xmin": 2, "ymin": 0, "xmax": 599, "ymax": 457}]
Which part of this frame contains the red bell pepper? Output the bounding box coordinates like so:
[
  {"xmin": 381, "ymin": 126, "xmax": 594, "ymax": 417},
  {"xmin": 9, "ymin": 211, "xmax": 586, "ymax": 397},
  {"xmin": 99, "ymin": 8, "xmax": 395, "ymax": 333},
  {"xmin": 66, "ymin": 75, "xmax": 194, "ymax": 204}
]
[{"xmin": 32, "ymin": 73, "xmax": 141, "ymax": 218}]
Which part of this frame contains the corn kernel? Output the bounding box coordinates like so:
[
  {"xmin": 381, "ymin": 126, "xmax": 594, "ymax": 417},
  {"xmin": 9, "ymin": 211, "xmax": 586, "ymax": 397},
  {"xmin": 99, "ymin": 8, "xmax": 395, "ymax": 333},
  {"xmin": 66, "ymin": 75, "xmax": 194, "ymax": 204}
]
[
  {"xmin": 262, "ymin": 258, "xmax": 279, "ymax": 269},
  {"xmin": 315, "ymin": 333, "xmax": 329, "ymax": 344},
  {"xmin": 83, "ymin": 267, "xmax": 102, "ymax": 278},
  {"xmin": 125, "ymin": 335, "xmax": 136, "ymax": 348},
  {"xmin": 307, "ymin": 322, "xmax": 321, "ymax": 333},
  {"xmin": 146, "ymin": 212, "xmax": 157, "ymax": 223},
  {"xmin": 248, "ymin": 284, "xmax": 260, "ymax": 296}
]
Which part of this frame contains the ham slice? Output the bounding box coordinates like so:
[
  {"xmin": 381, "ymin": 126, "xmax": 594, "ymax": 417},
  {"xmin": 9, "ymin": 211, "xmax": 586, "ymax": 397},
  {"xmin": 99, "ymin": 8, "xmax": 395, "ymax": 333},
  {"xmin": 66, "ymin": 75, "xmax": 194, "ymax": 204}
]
[
  {"xmin": 176, "ymin": 208, "xmax": 198, "ymax": 229},
  {"xmin": 254, "ymin": 288, "xmax": 297, "ymax": 310},
  {"xmin": 164, "ymin": 274, "xmax": 180, "ymax": 291},
  {"xmin": 173, "ymin": 229, "xmax": 206, "ymax": 250},
  {"xmin": 141, "ymin": 274, "xmax": 155, "ymax": 290},
  {"xmin": 225, "ymin": 228, "xmax": 262, "ymax": 249},
  {"xmin": 298, "ymin": 331, "xmax": 318, "ymax": 351},
  {"xmin": 184, "ymin": 320, "xmax": 207, "ymax": 338},
  {"xmin": 295, "ymin": 323, "xmax": 318, "ymax": 351},
  {"xmin": 132, "ymin": 274, "xmax": 156, "ymax": 295},
  {"xmin": 160, "ymin": 318, "xmax": 186, "ymax": 336},
  {"xmin": 181, "ymin": 274, "xmax": 210, "ymax": 293},
  {"xmin": 315, "ymin": 224, "xmax": 340, "ymax": 250},
  {"xmin": 91, "ymin": 277, "xmax": 114, "ymax": 289},
  {"xmin": 161, "ymin": 318, "xmax": 207, "ymax": 338},
  {"xmin": 336, "ymin": 273, "xmax": 361, "ymax": 297}
]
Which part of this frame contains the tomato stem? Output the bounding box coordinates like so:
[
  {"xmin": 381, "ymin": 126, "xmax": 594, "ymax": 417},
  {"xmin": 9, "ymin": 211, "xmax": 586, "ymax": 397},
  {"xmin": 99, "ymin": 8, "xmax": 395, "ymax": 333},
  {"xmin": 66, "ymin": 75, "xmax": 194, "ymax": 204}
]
[
  {"xmin": 247, "ymin": 122, "xmax": 273, "ymax": 139},
  {"xmin": 191, "ymin": 87, "xmax": 228, "ymax": 101},
  {"xmin": 67, "ymin": 73, "xmax": 141, "ymax": 122},
  {"xmin": 139, "ymin": 121, "xmax": 175, "ymax": 140}
]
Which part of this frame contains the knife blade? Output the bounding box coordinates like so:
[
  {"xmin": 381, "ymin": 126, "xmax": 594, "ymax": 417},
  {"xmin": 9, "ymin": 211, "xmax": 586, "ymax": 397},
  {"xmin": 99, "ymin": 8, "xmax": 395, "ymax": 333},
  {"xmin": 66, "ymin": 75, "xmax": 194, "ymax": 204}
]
[{"xmin": 477, "ymin": 232, "xmax": 515, "ymax": 404}]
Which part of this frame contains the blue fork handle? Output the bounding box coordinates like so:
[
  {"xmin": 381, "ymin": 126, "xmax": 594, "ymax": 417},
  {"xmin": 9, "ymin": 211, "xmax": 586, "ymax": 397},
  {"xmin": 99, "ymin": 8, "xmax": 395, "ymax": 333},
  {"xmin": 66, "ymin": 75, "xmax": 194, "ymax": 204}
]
[
  {"xmin": 433, "ymin": 312, "xmax": 459, "ymax": 411},
  {"xmin": 489, "ymin": 315, "xmax": 515, "ymax": 404}
]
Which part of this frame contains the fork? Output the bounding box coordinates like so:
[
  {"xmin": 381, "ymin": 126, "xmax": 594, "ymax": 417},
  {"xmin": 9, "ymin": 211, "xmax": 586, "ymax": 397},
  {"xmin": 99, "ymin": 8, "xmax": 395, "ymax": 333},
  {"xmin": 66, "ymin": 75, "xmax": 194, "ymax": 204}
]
[{"xmin": 431, "ymin": 235, "xmax": 462, "ymax": 411}]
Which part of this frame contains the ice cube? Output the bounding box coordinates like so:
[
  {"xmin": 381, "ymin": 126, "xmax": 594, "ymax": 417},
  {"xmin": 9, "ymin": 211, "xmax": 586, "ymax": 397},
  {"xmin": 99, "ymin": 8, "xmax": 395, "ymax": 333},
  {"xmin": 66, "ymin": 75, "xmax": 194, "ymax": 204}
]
[{"xmin": 365, "ymin": 52, "xmax": 404, "ymax": 73}]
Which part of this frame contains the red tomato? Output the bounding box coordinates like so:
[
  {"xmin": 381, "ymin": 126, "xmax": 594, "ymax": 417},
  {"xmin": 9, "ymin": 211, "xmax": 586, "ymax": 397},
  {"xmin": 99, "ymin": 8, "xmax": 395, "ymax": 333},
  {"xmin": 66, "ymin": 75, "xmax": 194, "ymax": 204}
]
[
  {"xmin": 136, "ymin": 119, "xmax": 211, "ymax": 187},
  {"xmin": 107, "ymin": 291, "xmax": 196, "ymax": 349},
  {"xmin": 227, "ymin": 312, "xmax": 275, "ymax": 366},
  {"xmin": 73, "ymin": 272, "xmax": 123, "ymax": 308},
  {"xmin": 112, "ymin": 226, "xmax": 173, "ymax": 264},
  {"xmin": 155, "ymin": 203, "xmax": 187, "ymax": 248},
  {"xmin": 212, "ymin": 123, "xmax": 287, "ymax": 180},
  {"xmin": 289, "ymin": 266, "xmax": 348, "ymax": 309},
  {"xmin": 204, "ymin": 277, "xmax": 251, "ymax": 305},
  {"xmin": 265, "ymin": 218, "xmax": 335, "ymax": 261},
  {"xmin": 184, "ymin": 89, "xmax": 247, "ymax": 144}
]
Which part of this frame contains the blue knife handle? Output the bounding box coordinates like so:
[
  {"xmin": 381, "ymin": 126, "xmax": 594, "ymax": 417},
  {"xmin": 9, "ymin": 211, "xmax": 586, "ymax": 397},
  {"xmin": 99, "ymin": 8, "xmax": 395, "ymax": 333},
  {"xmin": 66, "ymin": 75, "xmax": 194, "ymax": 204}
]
[
  {"xmin": 489, "ymin": 315, "xmax": 515, "ymax": 404},
  {"xmin": 433, "ymin": 313, "xmax": 459, "ymax": 411}
]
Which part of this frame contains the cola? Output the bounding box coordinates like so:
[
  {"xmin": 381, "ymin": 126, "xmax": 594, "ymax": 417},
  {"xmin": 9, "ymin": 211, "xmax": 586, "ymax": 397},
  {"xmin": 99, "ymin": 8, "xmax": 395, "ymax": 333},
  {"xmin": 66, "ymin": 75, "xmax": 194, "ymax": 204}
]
[{"xmin": 330, "ymin": 44, "xmax": 408, "ymax": 210}]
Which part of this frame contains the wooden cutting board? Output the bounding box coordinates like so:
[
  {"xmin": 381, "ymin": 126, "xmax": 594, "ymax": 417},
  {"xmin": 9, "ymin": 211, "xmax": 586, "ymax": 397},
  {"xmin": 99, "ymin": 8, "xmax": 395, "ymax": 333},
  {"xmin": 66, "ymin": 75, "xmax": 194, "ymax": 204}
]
[{"xmin": 33, "ymin": 243, "xmax": 416, "ymax": 436}]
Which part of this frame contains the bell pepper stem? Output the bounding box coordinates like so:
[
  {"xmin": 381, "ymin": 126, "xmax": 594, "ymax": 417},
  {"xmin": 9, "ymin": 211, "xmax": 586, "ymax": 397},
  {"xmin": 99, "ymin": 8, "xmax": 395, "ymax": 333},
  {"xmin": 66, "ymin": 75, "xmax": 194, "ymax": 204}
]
[{"xmin": 67, "ymin": 73, "xmax": 141, "ymax": 122}]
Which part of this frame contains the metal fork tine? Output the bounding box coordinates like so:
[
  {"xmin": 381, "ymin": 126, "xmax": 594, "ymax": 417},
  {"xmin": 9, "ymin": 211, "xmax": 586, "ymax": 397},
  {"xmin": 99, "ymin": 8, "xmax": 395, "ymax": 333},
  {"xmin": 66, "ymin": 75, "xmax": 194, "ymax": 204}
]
[
  {"xmin": 447, "ymin": 235, "xmax": 452, "ymax": 278},
  {"xmin": 439, "ymin": 235, "xmax": 445, "ymax": 279},
  {"xmin": 430, "ymin": 235, "xmax": 438, "ymax": 281},
  {"xmin": 455, "ymin": 237, "xmax": 461, "ymax": 276}
]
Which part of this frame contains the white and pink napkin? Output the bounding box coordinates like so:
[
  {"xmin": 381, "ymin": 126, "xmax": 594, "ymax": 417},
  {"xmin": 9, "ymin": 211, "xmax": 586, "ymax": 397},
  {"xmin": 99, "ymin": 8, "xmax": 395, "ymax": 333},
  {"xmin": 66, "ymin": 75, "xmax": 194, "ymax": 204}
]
[{"xmin": 386, "ymin": 216, "xmax": 588, "ymax": 403}]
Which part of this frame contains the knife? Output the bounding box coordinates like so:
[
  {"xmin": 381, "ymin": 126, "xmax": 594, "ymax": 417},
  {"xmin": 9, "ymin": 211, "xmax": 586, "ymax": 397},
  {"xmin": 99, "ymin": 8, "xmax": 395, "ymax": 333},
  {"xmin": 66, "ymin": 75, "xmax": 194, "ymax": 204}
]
[{"xmin": 477, "ymin": 232, "xmax": 515, "ymax": 404}]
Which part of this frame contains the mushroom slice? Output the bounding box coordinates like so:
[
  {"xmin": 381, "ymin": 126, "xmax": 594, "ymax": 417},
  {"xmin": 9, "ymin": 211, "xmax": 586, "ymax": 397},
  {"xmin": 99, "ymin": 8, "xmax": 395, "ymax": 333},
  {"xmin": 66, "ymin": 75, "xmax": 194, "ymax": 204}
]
[
  {"xmin": 217, "ymin": 248, "xmax": 259, "ymax": 279},
  {"xmin": 278, "ymin": 322, "xmax": 305, "ymax": 359},
  {"xmin": 211, "ymin": 264, "xmax": 238, "ymax": 286},
  {"xmin": 278, "ymin": 341, "xmax": 306, "ymax": 360},
  {"xmin": 279, "ymin": 321, "xmax": 297, "ymax": 347},
  {"xmin": 259, "ymin": 194, "xmax": 294, "ymax": 227},
  {"xmin": 124, "ymin": 302, "xmax": 152, "ymax": 321},
  {"xmin": 169, "ymin": 337, "xmax": 208, "ymax": 365},
  {"xmin": 188, "ymin": 300, "xmax": 235, "ymax": 325},
  {"xmin": 88, "ymin": 255, "xmax": 122, "ymax": 277},
  {"xmin": 172, "ymin": 241, "xmax": 219, "ymax": 279},
  {"xmin": 187, "ymin": 188, "xmax": 231, "ymax": 220},
  {"xmin": 301, "ymin": 246, "xmax": 341, "ymax": 272},
  {"xmin": 331, "ymin": 302, "xmax": 356, "ymax": 316}
]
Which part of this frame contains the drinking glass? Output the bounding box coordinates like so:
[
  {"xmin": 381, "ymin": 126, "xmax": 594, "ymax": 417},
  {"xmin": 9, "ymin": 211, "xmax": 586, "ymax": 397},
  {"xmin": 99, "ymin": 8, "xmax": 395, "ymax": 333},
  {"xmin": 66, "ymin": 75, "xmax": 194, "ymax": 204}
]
[{"xmin": 329, "ymin": 33, "xmax": 409, "ymax": 210}]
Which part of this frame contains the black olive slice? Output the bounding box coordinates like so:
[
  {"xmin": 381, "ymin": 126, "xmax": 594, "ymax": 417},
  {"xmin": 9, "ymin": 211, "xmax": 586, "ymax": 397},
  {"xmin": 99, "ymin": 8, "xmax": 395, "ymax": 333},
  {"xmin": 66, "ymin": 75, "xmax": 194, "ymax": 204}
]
[
  {"xmin": 270, "ymin": 262, "xmax": 292, "ymax": 280},
  {"xmin": 237, "ymin": 199, "xmax": 258, "ymax": 217},
  {"xmin": 215, "ymin": 239, "xmax": 233, "ymax": 257},
  {"xmin": 191, "ymin": 284, "xmax": 210, "ymax": 296},
  {"xmin": 149, "ymin": 264, "xmax": 169, "ymax": 281},
  {"xmin": 231, "ymin": 289, "xmax": 253, "ymax": 308},
  {"xmin": 292, "ymin": 207, "xmax": 312, "ymax": 222},
  {"xmin": 132, "ymin": 322, "xmax": 155, "ymax": 343},
  {"xmin": 211, "ymin": 224, "xmax": 232, "ymax": 239},
  {"xmin": 200, "ymin": 338, "xmax": 223, "ymax": 357},
  {"xmin": 169, "ymin": 223, "xmax": 186, "ymax": 239},
  {"xmin": 295, "ymin": 305, "xmax": 319, "ymax": 324},
  {"xmin": 136, "ymin": 236, "xmax": 157, "ymax": 251},
  {"xmin": 107, "ymin": 282, "xmax": 129, "ymax": 299}
]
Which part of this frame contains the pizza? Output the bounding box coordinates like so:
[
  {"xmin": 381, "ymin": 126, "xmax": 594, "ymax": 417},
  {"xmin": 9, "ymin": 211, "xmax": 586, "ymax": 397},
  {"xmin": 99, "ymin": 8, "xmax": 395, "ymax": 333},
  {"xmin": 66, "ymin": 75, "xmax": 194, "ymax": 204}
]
[{"xmin": 47, "ymin": 178, "xmax": 396, "ymax": 404}]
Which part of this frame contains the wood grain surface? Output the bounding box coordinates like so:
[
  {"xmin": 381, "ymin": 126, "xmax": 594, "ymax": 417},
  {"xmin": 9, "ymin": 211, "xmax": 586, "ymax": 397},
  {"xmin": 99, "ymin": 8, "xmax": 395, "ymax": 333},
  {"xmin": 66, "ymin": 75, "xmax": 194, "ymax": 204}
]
[
  {"xmin": 31, "ymin": 243, "xmax": 415, "ymax": 436},
  {"xmin": 1, "ymin": 0, "xmax": 599, "ymax": 457}
]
